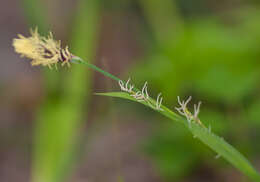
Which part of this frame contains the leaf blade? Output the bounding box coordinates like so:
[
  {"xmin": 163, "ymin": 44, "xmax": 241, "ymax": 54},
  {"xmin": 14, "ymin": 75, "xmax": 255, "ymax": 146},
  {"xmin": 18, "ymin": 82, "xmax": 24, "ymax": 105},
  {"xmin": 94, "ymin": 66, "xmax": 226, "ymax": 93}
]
[{"xmin": 96, "ymin": 91, "xmax": 260, "ymax": 182}]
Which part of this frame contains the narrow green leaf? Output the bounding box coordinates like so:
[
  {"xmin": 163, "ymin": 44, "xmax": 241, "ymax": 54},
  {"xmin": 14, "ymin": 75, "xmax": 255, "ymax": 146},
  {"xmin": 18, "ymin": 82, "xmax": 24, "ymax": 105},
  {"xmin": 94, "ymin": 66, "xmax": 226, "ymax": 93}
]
[{"xmin": 96, "ymin": 91, "xmax": 260, "ymax": 182}]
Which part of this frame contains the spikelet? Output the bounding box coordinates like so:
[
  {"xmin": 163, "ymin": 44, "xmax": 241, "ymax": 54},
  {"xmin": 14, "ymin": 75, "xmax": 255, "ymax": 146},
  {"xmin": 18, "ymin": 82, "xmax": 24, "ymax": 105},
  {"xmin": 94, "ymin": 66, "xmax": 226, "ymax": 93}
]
[
  {"xmin": 13, "ymin": 28, "xmax": 73, "ymax": 68},
  {"xmin": 118, "ymin": 78, "xmax": 164, "ymax": 111},
  {"xmin": 175, "ymin": 96, "xmax": 204, "ymax": 127}
]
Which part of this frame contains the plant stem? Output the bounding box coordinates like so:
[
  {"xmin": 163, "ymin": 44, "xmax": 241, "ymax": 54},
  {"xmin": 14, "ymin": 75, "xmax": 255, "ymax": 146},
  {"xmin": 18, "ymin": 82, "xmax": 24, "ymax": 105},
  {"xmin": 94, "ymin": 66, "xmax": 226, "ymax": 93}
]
[{"xmin": 71, "ymin": 56, "xmax": 121, "ymax": 82}]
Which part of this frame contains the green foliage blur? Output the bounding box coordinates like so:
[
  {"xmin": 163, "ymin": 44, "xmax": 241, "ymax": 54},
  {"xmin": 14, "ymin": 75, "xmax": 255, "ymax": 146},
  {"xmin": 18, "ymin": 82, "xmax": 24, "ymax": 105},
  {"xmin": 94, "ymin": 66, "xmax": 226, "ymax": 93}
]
[{"xmin": 132, "ymin": 1, "xmax": 260, "ymax": 181}]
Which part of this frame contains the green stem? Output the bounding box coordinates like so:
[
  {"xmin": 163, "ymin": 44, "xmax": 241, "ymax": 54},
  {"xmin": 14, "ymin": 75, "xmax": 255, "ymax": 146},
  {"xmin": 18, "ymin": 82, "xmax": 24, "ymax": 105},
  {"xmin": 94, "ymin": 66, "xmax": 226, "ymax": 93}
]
[{"xmin": 71, "ymin": 56, "xmax": 121, "ymax": 82}]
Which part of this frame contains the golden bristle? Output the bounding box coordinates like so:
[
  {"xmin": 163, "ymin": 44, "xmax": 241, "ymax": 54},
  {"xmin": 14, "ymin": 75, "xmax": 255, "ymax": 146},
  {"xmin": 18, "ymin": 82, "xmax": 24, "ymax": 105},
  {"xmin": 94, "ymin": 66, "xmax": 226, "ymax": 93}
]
[{"xmin": 13, "ymin": 28, "xmax": 72, "ymax": 68}]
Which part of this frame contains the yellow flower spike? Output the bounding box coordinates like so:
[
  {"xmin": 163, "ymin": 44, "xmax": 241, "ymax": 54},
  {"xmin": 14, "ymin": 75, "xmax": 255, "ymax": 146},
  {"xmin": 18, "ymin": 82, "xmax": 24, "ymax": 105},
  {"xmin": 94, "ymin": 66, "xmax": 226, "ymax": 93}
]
[{"xmin": 13, "ymin": 28, "xmax": 73, "ymax": 68}]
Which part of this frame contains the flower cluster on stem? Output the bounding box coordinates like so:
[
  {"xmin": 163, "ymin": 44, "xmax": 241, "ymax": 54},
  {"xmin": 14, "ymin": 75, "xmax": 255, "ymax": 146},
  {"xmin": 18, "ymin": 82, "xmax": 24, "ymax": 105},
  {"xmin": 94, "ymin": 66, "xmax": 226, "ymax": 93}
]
[
  {"xmin": 119, "ymin": 78, "xmax": 163, "ymax": 111},
  {"xmin": 175, "ymin": 96, "xmax": 204, "ymax": 127}
]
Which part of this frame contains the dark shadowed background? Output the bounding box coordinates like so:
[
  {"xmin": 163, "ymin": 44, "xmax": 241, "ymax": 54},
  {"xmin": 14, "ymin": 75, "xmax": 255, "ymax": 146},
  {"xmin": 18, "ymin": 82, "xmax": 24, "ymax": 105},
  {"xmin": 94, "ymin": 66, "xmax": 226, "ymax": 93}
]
[{"xmin": 1, "ymin": 0, "xmax": 260, "ymax": 181}]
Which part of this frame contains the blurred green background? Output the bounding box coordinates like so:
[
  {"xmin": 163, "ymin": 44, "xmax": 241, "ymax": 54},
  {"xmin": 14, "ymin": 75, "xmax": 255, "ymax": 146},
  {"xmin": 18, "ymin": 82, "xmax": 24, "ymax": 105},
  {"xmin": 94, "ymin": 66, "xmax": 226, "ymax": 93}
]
[{"xmin": 1, "ymin": 0, "xmax": 260, "ymax": 181}]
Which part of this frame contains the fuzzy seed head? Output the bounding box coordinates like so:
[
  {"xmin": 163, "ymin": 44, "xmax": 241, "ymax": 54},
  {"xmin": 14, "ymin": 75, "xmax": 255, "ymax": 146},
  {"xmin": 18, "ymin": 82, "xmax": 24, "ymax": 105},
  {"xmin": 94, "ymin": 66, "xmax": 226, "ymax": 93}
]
[{"xmin": 13, "ymin": 28, "xmax": 73, "ymax": 68}]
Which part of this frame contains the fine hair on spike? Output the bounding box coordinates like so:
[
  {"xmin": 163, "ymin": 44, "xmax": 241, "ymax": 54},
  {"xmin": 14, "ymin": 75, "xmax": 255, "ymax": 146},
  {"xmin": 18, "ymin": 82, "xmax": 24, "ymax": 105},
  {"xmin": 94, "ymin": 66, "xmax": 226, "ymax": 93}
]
[
  {"xmin": 132, "ymin": 91, "xmax": 144, "ymax": 101},
  {"xmin": 125, "ymin": 78, "xmax": 130, "ymax": 90},
  {"xmin": 142, "ymin": 82, "xmax": 148, "ymax": 96},
  {"xmin": 156, "ymin": 93, "xmax": 163, "ymax": 111},
  {"xmin": 142, "ymin": 82, "xmax": 149, "ymax": 100},
  {"xmin": 119, "ymin": 80, "xmax": 125, "ymax": 91},
  {"xmin": 119, "ymin": 79, "xmax": 163, "ymax": 111},
  {"xmin": 118, "ymin": 78, "xmax": 134, "ymax": 93},
  {"xmin": 194, "ymin": 101, "xmax": 202, "ymax": 118},
  {"xmin": 131, "ymin": 82, "xmax": 148, "ymax": 101},
  {"xmin": 175, "ymin": 96, "xmax": 203, "ymax": 127}
]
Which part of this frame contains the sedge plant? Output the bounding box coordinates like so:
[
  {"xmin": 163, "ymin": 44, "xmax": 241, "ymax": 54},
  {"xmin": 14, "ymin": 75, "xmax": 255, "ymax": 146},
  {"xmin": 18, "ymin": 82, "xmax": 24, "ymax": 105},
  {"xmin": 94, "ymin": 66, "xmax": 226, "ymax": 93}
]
[{"xmin": 13, "ymin": 29, "xmax": 260, "ymax": 182}]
